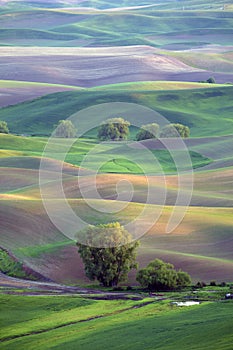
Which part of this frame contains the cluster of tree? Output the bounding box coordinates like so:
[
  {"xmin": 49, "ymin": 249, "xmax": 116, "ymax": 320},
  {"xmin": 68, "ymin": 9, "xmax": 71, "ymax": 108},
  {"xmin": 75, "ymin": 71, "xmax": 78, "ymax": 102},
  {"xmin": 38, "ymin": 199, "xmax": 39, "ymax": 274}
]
[
  {"xmin": 195, "ymin": 281, "xmax": 227, "ymax": 288},
  {"xmin": 98, "ymin": 118, "xmax": 190, "ymax": 141},
  {"xmin": 51, "ymin": 118, "xmax": 190, "ymax": 140},
  {"xmin": 0, "ymin": 121, "xmax": 9, "ymax": 134},
  {"xmin": 77, "ymin": 222, "xmax": 191, "ymax": 290},
  {"xmin": 136, "ymin": 122, "xmax": 190, "ymax": 139}
]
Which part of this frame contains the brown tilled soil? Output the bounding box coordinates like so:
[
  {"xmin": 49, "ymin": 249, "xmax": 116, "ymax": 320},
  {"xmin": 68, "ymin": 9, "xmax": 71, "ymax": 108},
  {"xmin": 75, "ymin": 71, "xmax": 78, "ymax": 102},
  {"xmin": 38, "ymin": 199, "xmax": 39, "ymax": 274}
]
[
  {"xmin": 0, "ymin": 54, "xmax": 200, "ymax": 87},
  {"xmin": 0, "ymin": 45, "xmax": 232, "ymax": 106}
]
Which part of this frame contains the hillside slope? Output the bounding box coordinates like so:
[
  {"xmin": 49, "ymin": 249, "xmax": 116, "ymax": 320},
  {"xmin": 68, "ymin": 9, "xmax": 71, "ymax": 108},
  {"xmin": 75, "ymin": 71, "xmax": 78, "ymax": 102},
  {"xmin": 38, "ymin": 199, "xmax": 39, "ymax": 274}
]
[
  {"xmin": 0, "ymin": 133, "xmax": 233, "ymax": 283},
  {"xmin": 0, "ymin": 7, "xmax": 233, "ymax": 49},
  {"xmin": 0, "ymin": 85, "xmax": 232, "ymax": 136}
]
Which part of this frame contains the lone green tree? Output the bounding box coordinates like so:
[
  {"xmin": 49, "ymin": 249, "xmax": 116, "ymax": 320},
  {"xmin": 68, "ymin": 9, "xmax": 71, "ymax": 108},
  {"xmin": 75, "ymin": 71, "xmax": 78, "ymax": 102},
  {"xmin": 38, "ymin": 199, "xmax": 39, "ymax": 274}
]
[
  {"xmin": 0, "ymin": 121, "xmax": 9, "ymax": 134},
  {"xmin": 136, "ymin": 258, "xmax": 191, "ymax": 291},
  {"xmin": 77, "ymin": 222, "xmax": 139, "ymax": 287},
  {"xmin": 98, "ymin": 117, "xmax": 130, "ymax": 141},
  {"xmin": 54, "ymin": 120, "xmax": 76, "ymax": 138},
  {"xmin": 160, "ymin": 123, "xmax": 190, "ymax": 138},
  {"xmin": 136, "ymin": 123, "xmax": 160, "ymax": 141}
]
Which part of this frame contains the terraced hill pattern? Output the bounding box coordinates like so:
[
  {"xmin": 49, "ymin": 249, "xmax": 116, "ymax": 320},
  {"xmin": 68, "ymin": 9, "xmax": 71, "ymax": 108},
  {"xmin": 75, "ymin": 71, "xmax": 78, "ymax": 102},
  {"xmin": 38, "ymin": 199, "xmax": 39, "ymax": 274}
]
[{"xmin": 0, "ymin": 0, "xmax": 233, "ymax": 288}]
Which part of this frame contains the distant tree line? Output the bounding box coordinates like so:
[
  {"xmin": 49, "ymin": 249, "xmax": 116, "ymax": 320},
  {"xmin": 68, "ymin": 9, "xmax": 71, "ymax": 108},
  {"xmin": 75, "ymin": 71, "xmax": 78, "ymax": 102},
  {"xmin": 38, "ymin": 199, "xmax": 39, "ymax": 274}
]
[
  {"xmin": 26, "ymin": 117, "xmax": 190, "ymax": 140},
  {"xmin": 98, "ymin": 118, "xmax": 190, "ymax": 141}
]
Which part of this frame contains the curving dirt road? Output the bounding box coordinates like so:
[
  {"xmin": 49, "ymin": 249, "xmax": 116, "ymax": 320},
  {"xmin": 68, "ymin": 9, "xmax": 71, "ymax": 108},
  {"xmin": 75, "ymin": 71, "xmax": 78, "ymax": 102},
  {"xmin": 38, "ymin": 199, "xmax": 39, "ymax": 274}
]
[{"xmin": 0, "ymin": 272, "xmax": 144, "ymax": 300}]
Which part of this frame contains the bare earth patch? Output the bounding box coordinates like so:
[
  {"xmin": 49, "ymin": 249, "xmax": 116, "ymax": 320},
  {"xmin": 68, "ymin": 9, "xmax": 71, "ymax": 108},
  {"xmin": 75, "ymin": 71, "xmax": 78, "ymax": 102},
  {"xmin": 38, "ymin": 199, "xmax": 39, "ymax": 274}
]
[
  {"xmin": 0, "ymin": 45, "xmax": 232, "ymax": 107},
  {"xmin": 0, "ymin": 46, "xmax": 204, "ymax": 89}
]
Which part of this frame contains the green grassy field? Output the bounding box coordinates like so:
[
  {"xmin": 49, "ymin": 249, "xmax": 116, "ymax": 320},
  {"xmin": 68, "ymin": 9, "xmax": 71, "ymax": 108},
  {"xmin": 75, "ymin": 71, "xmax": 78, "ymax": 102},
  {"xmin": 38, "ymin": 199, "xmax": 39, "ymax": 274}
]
[
  {"xmin": 0, "ymin": 294, "xmax": 232, "ymax": 350},
  {"xmin": 0, "ymin": 134, "xmax": 212, "ymax": 174},
  {"xmin": 0, "ymin": 85, "xmax": 232, "ymax": 136}
]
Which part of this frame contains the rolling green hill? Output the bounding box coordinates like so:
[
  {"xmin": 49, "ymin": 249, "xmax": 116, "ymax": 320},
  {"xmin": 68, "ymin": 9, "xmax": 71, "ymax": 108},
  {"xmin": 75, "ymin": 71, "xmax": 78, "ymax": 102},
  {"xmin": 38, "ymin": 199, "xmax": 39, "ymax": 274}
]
[
  {"xmin": 0, "ymin": 7, "xmax": 233, "ymax": 47},
  {"xmin": 0, "ymin": 133, "xmax": 212, "ymax": 175},
  {"xmin": 0, "ymin": 85, "xmax": 232, "ymax": 137}
]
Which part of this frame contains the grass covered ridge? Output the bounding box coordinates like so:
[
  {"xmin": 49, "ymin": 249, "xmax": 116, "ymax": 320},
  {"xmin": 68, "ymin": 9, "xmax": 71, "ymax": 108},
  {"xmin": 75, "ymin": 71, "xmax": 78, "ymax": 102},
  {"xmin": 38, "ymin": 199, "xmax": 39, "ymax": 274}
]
[
  {"xmin": 0, "ymin": 85, "xmax": 232, "ymax": 137},
  {"xmin": 1, "ymin": 6, "xmax": 233, "ymax": 47}
]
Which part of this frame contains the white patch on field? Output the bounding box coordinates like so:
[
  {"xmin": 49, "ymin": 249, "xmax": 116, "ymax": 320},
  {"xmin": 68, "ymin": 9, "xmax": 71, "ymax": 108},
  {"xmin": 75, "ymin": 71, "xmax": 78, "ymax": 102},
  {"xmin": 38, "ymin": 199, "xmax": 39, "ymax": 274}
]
[{"xmin": 172, "ymin": 301, "xmax": 200, "ymax": 307}]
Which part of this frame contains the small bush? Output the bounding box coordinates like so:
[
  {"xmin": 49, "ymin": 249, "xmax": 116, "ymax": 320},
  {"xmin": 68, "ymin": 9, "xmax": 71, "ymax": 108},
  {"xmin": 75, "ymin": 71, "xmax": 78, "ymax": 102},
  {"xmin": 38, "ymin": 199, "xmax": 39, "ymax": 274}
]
[
  {"xmin": 196, "ymin": 281, "xmax": 206, "ymax": 288},
  {"xmin": 220, "ymin": 282, "xmax": 227, "ymax": 287},
  {"xmin": 210, "ymin": 281, "xmax": 216, "ymax": 286}
]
